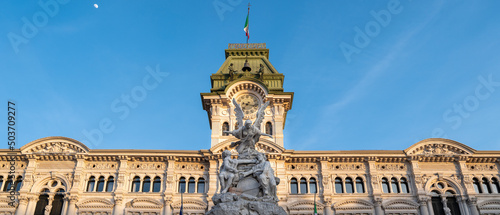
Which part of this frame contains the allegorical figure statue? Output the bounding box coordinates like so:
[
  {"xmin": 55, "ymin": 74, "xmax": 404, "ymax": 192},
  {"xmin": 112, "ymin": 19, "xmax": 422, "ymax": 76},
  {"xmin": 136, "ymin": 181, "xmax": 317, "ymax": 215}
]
[
  {"xmin": 218, "ymin": 150, "xmax": 256, "ymax": 193},
  {"xmin": 240, "ymin": 153, "xmax": 279, "ymax": 201},
  {"xmin": 224, "ymin": 98, "xmax": 272, "ymax": 158}
]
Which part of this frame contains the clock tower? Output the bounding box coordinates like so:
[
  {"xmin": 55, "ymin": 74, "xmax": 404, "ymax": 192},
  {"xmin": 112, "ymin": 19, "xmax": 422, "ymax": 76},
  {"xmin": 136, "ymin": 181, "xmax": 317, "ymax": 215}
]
[{"xmin": 200, "ymin": 43, "xmax": 293, "ymax": 151}]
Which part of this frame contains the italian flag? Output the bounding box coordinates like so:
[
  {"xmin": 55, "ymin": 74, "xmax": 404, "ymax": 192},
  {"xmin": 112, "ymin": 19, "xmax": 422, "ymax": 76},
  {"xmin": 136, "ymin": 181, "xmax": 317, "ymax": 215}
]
[{"xmin": 244, "ymin": 13, "xmax": 249, "ymax": 40}]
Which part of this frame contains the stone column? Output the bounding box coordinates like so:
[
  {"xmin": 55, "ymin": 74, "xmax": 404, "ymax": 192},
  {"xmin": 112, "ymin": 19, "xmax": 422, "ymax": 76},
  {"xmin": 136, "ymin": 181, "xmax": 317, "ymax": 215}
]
[
  {"xmin": 44, "ymin": 195, "xmax": 55, "ymax": 215},
  {"xmin": 61, "ymin": 196, "xmax": 69, "ymax": 215},
  {"xmin": 373, "ymin": 198, "xmax": 384, "ymax": 215},
  {"xmin": 66, "ymin": 196, "xmax": 78, "ymax": 215},
  {"xmin": 456, "ymin": 196, "xmax": 469, "ymax": 215},
  {"xmin": 427, "ymin": 198, "xmax": 434, "ymax": 215},
  {"xmin": 323, "ymin": 198, "xmax": 333, "ymax": 215},
  {"xmin": 25, "ymin": 195, "xmax": 39, "ymax": 215},
  {"xmin": 418, "ymin": 197, "xmax": 429, "ymax": 215},
  {"xmin": 467, "ymin": 197, "xmax": 479, "ymax": 215},
  {"xmin": 113, "ymin": 196, "xmax": 124, "ymax": 215},
  {"xmin": 163, "ymin": 196, "xmax": 172, "ymax": 215},
  {"xmin": 14, "ymin": 196, "xmax": 28, "ymax": 215}
]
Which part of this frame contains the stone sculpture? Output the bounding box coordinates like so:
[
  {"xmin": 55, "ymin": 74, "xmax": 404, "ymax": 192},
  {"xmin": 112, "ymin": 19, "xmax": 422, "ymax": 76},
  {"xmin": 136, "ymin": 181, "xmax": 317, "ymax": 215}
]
[{"xmin": 207, "ymin": 99, "xmax": 286, "ymax": 215}]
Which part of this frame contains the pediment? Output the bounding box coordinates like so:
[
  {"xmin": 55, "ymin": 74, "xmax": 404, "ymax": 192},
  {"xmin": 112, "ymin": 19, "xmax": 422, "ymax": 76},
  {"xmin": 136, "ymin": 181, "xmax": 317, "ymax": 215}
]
[
  {"xmin": 210, "ymin": 138, "xmax": 285, "ymax": 155},
  {"xmin": 21, "ymin": 136, "xmax": 89, "ymax": 155},
  {"xmin": 77, "ymin": 198, "xmax": 114, "ymax": 208},
  {"xmin": 404, "ymin": 138, "xmax": 475, "ymax": 157},
  {"xmin": 126, "ymin": 198, "xmax": 162, "ymax": 209},
  {"xmin": 172, "ymin": 199, "xmax": 207, "ymax": 210},
  {"xmin": 334, "ymin": 199, "xmax": 374, "ymax": 210},
  {"xmin": 383, "ymin": 199, "xmax": 419, "ymax": 210},
  {"xmin": 288, "ymin": 200, "xmax": 324, "ymax": 211}
]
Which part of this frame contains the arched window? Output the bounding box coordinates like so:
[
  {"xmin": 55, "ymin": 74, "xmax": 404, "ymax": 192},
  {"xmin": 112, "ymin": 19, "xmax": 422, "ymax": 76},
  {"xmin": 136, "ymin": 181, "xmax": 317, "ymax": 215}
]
[
  {"xmin": 265, "ymin": 122, "xmax": 273, "ymax": 135},
  {"xmin": 34, "ymin": 194, "xmax": 49, "ymax": 215},
  {"xmin": 0, "ymin": 176, "xmax": 3, "ymax": 191},
  {"xmin": 309, "ymin": 178, "xmax": 317, "ymax": 194},
  {"xmin": 51, "ymin": 194, "xmax": 64, "ymax": 215},
  {"xmin": 188, "ymin": 177, "xmax": 196, "ymax": 193},
  {"xmin": 290, "ymin": 178, "xmax": 298, "ymax": 194},
  {"xmin": 131, "ymin": 176, "xmax": 141, "ymax": 192},
  {"xmin": 153, "ymin": 177, "xmax": 161, "ymax": 192},
  {"xmin": 335, "ymin": 177, "xmax": 343, "ymax": 193},
  {"xmin": 473, "ymin": 177, "xmax": 482, "ymax": 193},
  {"xmin": 400, "ymin": 177, "xmax": 409, "ymax": 193},
  {"xmin": 345, "ymin": 177, "xmax": 354, "ymax": 193},
  {"xmin": 355, "ymin": 177, "xmax": 364, "ymax": 193},
  {"xmin": 178, "ymin": 177, "xmax": 186, "ymax": 193},
  {"xmin": 87, "ymin": 176, "xmax": 95, "ymax": 192},
  {"xmin": 197, "ymin": 178, "xmax": 205, "ymax": 193},
  {"xmin": 14, "ymin": 176, "xmax": 22, "ymax": 191},
  {"xmin": 96, "ymin": 176, "xmax": 105, "ymax": 192},
  {"xmin": 222, "ymin": 122, "xmax": 229, "ymax": 136},
  {"xmin": 106, "ymin": 176, "xmax": 114, "ymax": 192},
  {"xmin": 300, "ymin": 178, "xmax": 308, "ymax": 194},
  {"xmin": 491, "ymin": 178, "xmax": 500, "ymax": 194},
  {"xmin": 3, "ymin": 176, "xmax": 13, "ymax": 192},
  {"xmin": 382, "ymin": 177, "xmax": 390, "ymax": 193},
  {"xmin": 143, "ymin": 176, "xmax": 151, "ymax": 192},
  {"xmin": 482, "ymin": 178, "xmax": 492, "ymax": 194},
  {"xmin": 391, "ymin": 177, "xmax": 400, "ymax": 193}
]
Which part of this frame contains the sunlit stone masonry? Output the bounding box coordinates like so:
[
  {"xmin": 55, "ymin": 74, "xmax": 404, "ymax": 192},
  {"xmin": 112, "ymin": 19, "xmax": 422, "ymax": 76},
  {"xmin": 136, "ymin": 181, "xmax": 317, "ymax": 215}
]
[{"xmin": 2, "ymin": 44, "xmax": 500, "ymax": 215}]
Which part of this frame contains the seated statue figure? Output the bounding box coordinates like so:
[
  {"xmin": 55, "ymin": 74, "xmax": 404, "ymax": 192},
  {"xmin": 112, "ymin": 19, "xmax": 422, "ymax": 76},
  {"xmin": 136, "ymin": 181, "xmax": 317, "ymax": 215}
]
[
  {"xmin": 240, "ymin": 153, "xmax": 279, "ymax": 201},
  {"xmin": 218, "ymin": 150, "xmax": 256, "ymax": 193}
]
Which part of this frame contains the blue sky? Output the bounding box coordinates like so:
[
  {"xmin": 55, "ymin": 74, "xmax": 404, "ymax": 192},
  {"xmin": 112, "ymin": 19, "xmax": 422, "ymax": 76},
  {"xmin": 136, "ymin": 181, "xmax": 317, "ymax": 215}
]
[{"xmin": 2, "ymin": 1, "xmax": 500, "ymax": 151}]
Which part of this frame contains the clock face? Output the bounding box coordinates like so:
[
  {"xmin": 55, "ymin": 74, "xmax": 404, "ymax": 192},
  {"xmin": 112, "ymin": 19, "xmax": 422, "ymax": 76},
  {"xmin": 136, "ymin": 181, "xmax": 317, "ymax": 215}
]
[{"xmin": 236, "ymin": 94, "xmax": 260, "ymax": 115}]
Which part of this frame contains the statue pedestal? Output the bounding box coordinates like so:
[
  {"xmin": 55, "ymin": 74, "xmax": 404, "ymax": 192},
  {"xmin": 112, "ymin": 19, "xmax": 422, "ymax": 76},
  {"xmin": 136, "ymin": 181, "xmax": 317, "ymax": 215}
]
[{"xmin": 206, "ymin": 192, "xmax": 287, "ymax": 215}]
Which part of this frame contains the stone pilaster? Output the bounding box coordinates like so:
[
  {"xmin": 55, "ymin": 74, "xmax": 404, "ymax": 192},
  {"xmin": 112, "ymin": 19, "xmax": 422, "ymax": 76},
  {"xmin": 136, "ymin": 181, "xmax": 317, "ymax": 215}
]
[
  {"xmin": 14, "ymin": 196, "xmax": 28, "ymax": 215},
  {"xmin": 206, "ymin": 158, "xmax": 219, "ymax": 209},
  {"xmin": 418, "ymin": 197, "xmax": 429, "ymax": 215},
  {"xmin": 112, "ymin": 196, "xmax": 124, "ymax": 214},
  {"xmin": 373, "ymin": 197, "xmax": 384, "ymax": 215},
  {"xmin": 163, "ymin": 196, "xmax": 172, "ymax": 215},
  {"xmin": 66, "ymin": 196, "xmax": 78, "ymax": 215},
  {"xmin": 467, "ymin": 197, "xmax": 479, "ymax": 215}
]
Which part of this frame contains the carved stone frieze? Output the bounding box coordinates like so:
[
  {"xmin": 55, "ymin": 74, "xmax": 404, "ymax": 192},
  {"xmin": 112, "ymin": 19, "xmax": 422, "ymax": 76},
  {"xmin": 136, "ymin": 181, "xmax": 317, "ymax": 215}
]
[
  {"xmin": 175, "ymin": 163, "xmax": 206, "ymax": 171},
  {"xmin": 286, "ymin": 164, "xmax": 318, "ymax": 171},
  {"xmin": 85, "ymin": 162, "xmax": 118, "ymax": 170},
  {"xmin": 330, "ymin": 163, "xmax": 366, "ymax": 171},
  {"xmin": 376, "ymin": 163, "xmax": 407, "ymax": 171},
  {"xmin": 26, "ymin": 142, "xmax": 86, "ymax": 154},
  {"xmin": 467, "ymin": 164, "xmax": 498, "ymax": 171},
  {"xmin": 129, "ymin": 162, "xmax": 165, "ymax": 170}
]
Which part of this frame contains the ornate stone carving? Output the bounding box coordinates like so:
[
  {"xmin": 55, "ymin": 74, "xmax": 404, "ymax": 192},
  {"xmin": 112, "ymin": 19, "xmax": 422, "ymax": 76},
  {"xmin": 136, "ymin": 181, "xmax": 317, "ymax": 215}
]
[
  {"xmin": 175, "ymin": 163, "xmax": 205, "ymax": 171},
  {"xmin": 85, "ymin": 162, "xmax": 118, "ymax": 170},
  {"xmin": 407, "ymin": 143, "xmax": 471, "ymax": 157},
  {"xmin": 26, "ymin": 142, "xmax": 86, "ymax": 154},
  {"xmin": 467, "ymin": 164, "xmax": 498, "ymax": 171},
  {"xmin": 129, "ymin": 163, "xmax": 165, "ymax": 170},
  {"xmin": 330, "ymin": 163, "xmax": 366, "ymax": 171},
  {"xmin": 376, "ymin": 163, "xmax": 407, "ymax": 171},
  {"xmin": 286, "ymin": 164, "xmax": 318, "ymax": 171}
]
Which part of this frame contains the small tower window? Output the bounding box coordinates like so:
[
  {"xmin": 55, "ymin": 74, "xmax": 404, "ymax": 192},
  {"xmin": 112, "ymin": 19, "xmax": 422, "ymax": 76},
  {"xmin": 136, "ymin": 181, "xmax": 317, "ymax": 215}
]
[
  {"xmin": 106, "ymin": 176, "xmax": 114, "ymax": 192},
  {"xmin": 473, "ymin": 177, "xmax": 482, "ymax": 193},
  {"xmin": 382, "ymin": 177, "xmax": 390, "ymax": 193},
  {"xmin": 345, "ymin": 177, "xmax": 354, "ymax": 193},
  {"xmin": 87, "ymin": 176, "xmax": 95, "ymax": 192},
  {"xmin": 188, "ymin": 177, "xmax": 196, "ymax": 193},
  {"xmin": 222, "ymin": 122, "xmax": 229, "ymax": 136},
  {"xmin": 265, "ymin": 122, "xmax": 273, "ymax": 135},
  {"xmin": 143, "ymin": 176, "xmax": 151, "ymax": 192},
  {"xmin": 400, "ymin": 177, "xmax": 409, "ymax": 193},
  {"xmin": 300, "ymin": 178, "xmax": 308, "ymax": 194},
  {"xmin": 391, "ymin": 177, "xmax": 400, "ymax": 193},
  {"xmin": 335, "ymin": 177, "xmax": 343, "ymax": 193},
  {"xmin": 197, "ymin": 178, "xmax": 205, "ymax": 193},
  {"xmin": 309, "ymin": 178, "xmax": 317, "ymax": 194},
  {"xmin": 178, "ymin": 177, "xmax": 186, "ymax": 193},
  {"xmin": 153, "ymin": 177, "xmax": 161, "ymax": 192},
  {"xmin": 131, "ymin": 176, "xmax": 141, "ymax": 192},
  {"xmin": 355, "ymin": 177, "xmax": 364, "ymax": 193},
  {"xmin": 96, "ymin": 176, "xmax": 105, "ymax": 192},
  {"xmin": 290, "ymin": 178, "xmax": 298, "ymax": 194}
]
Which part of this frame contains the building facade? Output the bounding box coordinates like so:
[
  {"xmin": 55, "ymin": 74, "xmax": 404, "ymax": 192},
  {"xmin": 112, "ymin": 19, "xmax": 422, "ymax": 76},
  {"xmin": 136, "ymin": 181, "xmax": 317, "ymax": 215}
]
[{"xmin": 2, "ymin": 44, "xmax": 500, "ymax": 215}]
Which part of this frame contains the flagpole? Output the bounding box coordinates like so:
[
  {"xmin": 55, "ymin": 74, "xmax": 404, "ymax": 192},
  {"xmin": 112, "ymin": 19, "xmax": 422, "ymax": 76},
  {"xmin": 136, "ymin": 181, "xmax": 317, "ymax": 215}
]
[{"xmin": 246, "ymin": 3, "xmax": 250, "ymax": 44}]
